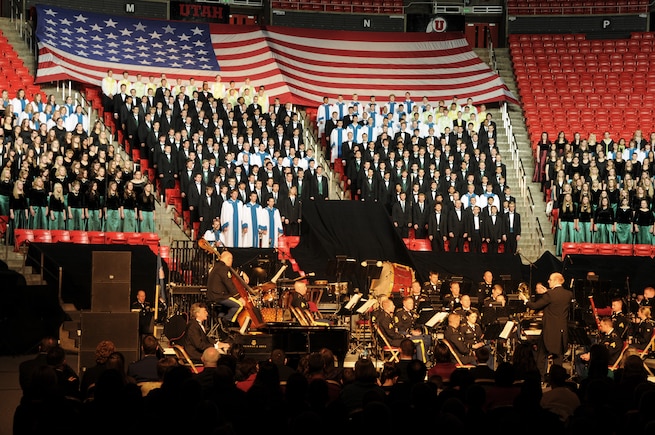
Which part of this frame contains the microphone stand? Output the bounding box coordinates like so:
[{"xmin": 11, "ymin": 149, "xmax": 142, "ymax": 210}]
[{"xmin": 516, "ymin": 249, "xmax": 537, "ymax": 293}]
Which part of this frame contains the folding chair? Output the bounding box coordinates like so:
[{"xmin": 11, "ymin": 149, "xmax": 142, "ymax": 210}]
[
  {"xmin": 374, "ymin": 324, "xmax": 400, "ymax": 363},
  {"xmin": 638, "ymin": 330, "xmax": 655, "ymax": 376},
  {"xmin": 172, "ymin": 344, "xmax": 199, "ymax": 374},
  {"xmin": 609, "ymin": 341, "xmax": 630, "ymax": 371},
  {"xmin": 441, "ymin": 338, "xmax": 475, "ymax": 369}
]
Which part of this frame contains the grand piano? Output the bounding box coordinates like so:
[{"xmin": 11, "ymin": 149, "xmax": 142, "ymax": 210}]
[
  {"xmin": 168, "ymin": 285, "xmax": 350, "ymax": 367},
  {"xmin": 235, "ymin": 323, "xmax": 350, "ymax": 367}
]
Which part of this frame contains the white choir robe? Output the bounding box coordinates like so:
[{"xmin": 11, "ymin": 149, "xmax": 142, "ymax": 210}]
[
  {"xmin": 317, "ymin": 103, "xmax": 331, "ymax": 138},
  {"xmin": 220, "ymin": 199, "xmax": 245, "ymax": 247},
  {"xmin": 242, "ymin": 202, "xmax": 265, "ymax": 248},
  {"xmin": 202, "ymin": 229, "xmax": 226, "ymax": 248},
  {"xmin": 260, "ymin": 206, "xmax": 284, "ymax": 248},
  {"xmin": 330, "ymin": 127, "xmax": 345, "ymax": 163}
]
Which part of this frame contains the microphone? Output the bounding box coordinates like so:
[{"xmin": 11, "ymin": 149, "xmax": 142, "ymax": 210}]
[{"xmin": 305, "ymin": 272, "xmax": 316, "ymax": 277}]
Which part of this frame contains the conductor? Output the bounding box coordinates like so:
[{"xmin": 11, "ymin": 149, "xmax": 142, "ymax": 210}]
[
  {"xmin": 206, "ymin": 250, "xmax": 246, "ymax": 328},
  {"xmin": 520, "ymin": 272, "xmax": 573, "ymax": 380}
]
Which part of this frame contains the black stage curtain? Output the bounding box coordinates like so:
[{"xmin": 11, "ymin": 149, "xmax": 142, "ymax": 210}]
[
  {"xmin": 227, "ymin": 248, "xmax": 280, "ymax": 285},
  {"xmin": 26, "ymin": 243, "xmax": 159, "ymax": 310},
  {"xmin": 291, "ymin": 201, "xmax": 414, "ymax": 290},
  {"xmin": 523, "ymin": 251, "xmax": 563, "ymax": 290}
]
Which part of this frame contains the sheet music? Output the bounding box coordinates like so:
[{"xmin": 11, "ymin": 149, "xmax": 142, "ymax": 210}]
[
  {"xmin": 499, "ymin": 321, "xmax": 515, "ymax": 339},
  {"xmin": 344, "ymin": 293, "xmax": 362, "ymax": 310},
  {"xmin": 425, "ymin": 311, "xmax": 449, "ymax": 328},
  {"xmin": 356, "ymin": 298, "xmax": 376, "ymax": 314}
]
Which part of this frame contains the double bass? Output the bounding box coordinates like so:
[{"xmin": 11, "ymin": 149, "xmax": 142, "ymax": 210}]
[{"xmin": 198, "ymin": 238, "xmax": 265, "ymax": 329}]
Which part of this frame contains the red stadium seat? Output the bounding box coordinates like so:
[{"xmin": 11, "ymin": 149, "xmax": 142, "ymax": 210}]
[
  {"xmin": 33, "ymin": 230, "xmax": 53, "ymax": 244},
  {"xmin": 126, "ymin": 232, "xmax": 145, "ymax": 245},
  {"xmin": 410, "ymin": 238, "xmax": 432, "ymax": 251},
  {"xmin": 106, "ymin": 232, "xmax": 128, "ymax": 244},
  {"xmin": 70, "ymin": 231, "xmax": 90, "ymax": 244},
  {"xmin": 51, "ymin": 230, "xmax": 71, "ymax": 243},
  {"xmin": 159, "ymin": 245, "xmax": 171, "ymax": 268},
  {"xmin": 597, "ymin": 243, "xmax": 615, "ymax": 255},
  {"xmin": 561, "ymin": 242, "xmax": 580, "ymax": 259},
  {"xmin": 615, "ymin": 244, "xmax": 634, "ymax": 256},
  {"xmin": 14, "ymin": 229, "xmax": 34, "ymax": 252},
  {"xmin": 143, "ymin": 232, "xmax": 161, "ymax": 250},
  {"xmin": 633, "ymin": 244, "xmax": 654, "ymax": 257},
  {"xmin": 579, "ymin": 243, "xmax": 598, "ymax": 255},
  {"xmin": 87, "ymin": 231, "xmax": 106, "ymax": 244}
]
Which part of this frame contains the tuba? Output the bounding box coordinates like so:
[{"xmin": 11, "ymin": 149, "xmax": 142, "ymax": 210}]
[{"xmin": 517, "ymin": 282, "xmax": 530, "ymax": 300}]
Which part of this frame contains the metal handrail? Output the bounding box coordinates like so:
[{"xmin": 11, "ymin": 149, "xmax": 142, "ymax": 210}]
[{"xmin": 23, "ymin": 243, "xmax": 65, "ymax": 304}]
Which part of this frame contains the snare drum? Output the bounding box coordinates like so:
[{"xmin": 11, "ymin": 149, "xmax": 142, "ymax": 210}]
[{"xmin": 260, "ymin": 287, "xmax": 278, "ymax": 304}]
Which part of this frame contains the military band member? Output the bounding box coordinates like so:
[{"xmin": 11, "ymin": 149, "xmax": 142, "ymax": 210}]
[
  {"xmin": 395, "ymin": 296, "xmax": 420, "ymax": 335},
  {"xmin": 443, "ymin": 313, "xmax": 476, "ymax": 365},
  {"xmin": 475, "ymin": 270, "xmax": 495, "ymax": 304},
  {"xmin": 454, "ymin": 294, "xmax": 480, "ymax": 325},
  {"xmin": 409, "ymin": 280, "xmax": 431, "ymax": 312},
  {"xmin": 631, "ymin": 306, "xmax": 655, "ymax": 351},
  {"xmin": 610, "ymin": 297, "xmax": 630, "ymax": 340},
  {"xmin": 460, "ymin": 310, "xmax": 485, "ymax": 352},
  {"xmin": 131, "ymin": 289, "xmax": 154, "ymax": 335},
  {"xmin": 481, "ymin": 284, "xmax": 509, "ymax": 326},
  {"xmin": 579, "ymin": 317, "xmax": 624, "ymax": 368},
  {"xmin": 372, "ymin": 298, "xmax": 406, "ymax": 347},
  {"xmin": 443, "ymin": 281, "xmax": 463, "ymax": 312},
  {"xmin": 423, "ymin": 270, "xmax": 442, "ymax": 298}
]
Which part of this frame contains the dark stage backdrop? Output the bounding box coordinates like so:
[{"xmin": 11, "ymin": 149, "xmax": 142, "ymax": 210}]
[
  {"xmin": 27, "ymin": 243, "xmax": 160, "ymax": 310},
  {"xmin": 291, "ymin": 200, "xmax": 415, "ymax": 291}
]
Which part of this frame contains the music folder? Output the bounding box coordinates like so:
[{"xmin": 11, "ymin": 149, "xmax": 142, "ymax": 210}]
[
  {"xmin": 356, "ymin": 298, "xmax": 377, "ymax": 314},
  {"xmin": 336, "ymin": 294, "xmax": 364, "ymax": 316},
  {"xmin": 425, "ymin": 311, "xmax": 449, "ymax": 328},
  {"xmin": 499, "ymin": 321, "xmax": 515, "ymax": 339}
]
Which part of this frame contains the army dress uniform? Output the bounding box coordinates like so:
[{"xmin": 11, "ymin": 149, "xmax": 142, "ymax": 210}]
[
  {"xmin": 373, "ymin": 308, "xmax": 405, "ymax": 347},
  {"xmin": 633, "ymin": 318, "xmax": 655, "ymax": 351},
  {"xmin": 611, "ymin": 311, "xmax": 629, "ymax": 339},
  {"xmin": 600, "ymin": 328, "xmax": 625, "ymax": 366},
  {"xmin": 131, "ymin": 300, "xmax": 153, "ymax": 335},
  {"xmin": 443, "ymin": 323, "xmax": 476, "ymax": 365}
]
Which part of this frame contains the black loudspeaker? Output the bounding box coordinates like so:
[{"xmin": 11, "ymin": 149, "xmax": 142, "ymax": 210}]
[
  {"xmin": 91, "ymin": 251, "xmax": 131, "ymax": 312},
  {"xmin": 91, "ymin": 282, "xmax": 131, "ymax": 313},
  {"xmin": 79, "ymin": 312, "xmax": 140, "ymax": 372},
  {"xmin": 92, "ymin": 251, "xmax": 131, "ymax": 283}
]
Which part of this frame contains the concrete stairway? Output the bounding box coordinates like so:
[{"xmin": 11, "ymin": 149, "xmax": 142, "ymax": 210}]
[{"xmin": 476, "ymin": 48, "xmax": 555, "ymax": 262}]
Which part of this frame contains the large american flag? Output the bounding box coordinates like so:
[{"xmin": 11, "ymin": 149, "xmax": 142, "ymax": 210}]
[
  {"xmin": 35, "ymin": 5, "xmax": 516, "ymax": 106},
  {"xmin": 212, "ymin": 25, "xmax": 517, "ymax": 106},
  {"xmin": 35, "ymin": 5, "xmax": 219, "ymax": 84}
]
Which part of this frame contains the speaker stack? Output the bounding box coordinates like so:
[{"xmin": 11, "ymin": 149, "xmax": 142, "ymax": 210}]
[{"xmin": 78, "ymin": 252, "xmax": 140, "ymax": 372}]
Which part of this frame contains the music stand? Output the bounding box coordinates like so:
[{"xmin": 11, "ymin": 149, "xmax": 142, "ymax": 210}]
[
  {"xmin": 507, "ymin": 299, "xmax": 527, "ymax": 316},
  {"xmin": 359, "ymin": 260, "xmax": 383, "ymax": 296},
  {"xmin": 499, "ymin": 274, "xmax": 512, "ymax": 292}
]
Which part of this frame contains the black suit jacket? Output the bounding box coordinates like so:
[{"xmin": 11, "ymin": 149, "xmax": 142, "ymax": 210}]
[
  {"xmin": 504, "ymin": 211, "xmax": 521, "ymax": 236},
  {"xmin": 447, "ymin": 208, "xmax": 466, "ymax": 237},
  {"xmin": 526, "ymin": 286, "xmax": 573, "ymax": 356},
  {"xmin": 483, "ymin": 214, "xmax": 504, "ymax": 241},
  {"xmin": 182, "ymin": 319, "xmax": 215, "ymax": 362}
]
